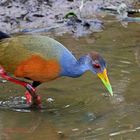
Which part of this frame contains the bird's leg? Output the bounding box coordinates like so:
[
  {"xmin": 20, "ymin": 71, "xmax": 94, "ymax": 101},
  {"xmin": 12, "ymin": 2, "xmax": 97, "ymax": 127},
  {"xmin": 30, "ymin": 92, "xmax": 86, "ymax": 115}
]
[
  {"xmin": 25, "ymin": 81, "xmax": 41, "ymax": 107},
  {"xmin": 0, "ymin": 66, "xmax": 41, "ymax": 108},
  {"xmin": 24, "ymin": 84, "xmax": 42, "ymax": 108}
]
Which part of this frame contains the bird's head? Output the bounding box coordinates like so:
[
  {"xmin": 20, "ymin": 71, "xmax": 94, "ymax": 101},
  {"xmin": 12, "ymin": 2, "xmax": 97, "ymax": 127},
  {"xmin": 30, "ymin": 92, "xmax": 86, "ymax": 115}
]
[{"xmin": 85, "ymin": 51, "xmax": 113, "ymax": 96}]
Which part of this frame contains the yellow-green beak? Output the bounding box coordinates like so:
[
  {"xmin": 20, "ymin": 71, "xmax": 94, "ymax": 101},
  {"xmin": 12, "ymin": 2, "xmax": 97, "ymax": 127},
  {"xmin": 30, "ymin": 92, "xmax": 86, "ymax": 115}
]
[{"xmin": 97, "ymin": 68, "xmax": 113, "ymax": 96}]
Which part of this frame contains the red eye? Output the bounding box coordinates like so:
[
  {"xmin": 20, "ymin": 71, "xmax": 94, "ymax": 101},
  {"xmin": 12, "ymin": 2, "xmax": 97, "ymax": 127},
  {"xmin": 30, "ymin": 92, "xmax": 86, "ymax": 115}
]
[{"xmin": 93, "ymin": 63, "xmax": 100, "ymax": 69}]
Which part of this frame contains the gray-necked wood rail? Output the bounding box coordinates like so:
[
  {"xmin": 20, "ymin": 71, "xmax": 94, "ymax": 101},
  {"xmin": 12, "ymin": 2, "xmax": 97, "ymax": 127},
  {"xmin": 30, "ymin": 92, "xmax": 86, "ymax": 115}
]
[{"xmin": 0, "ymin": 31, "xmax": 113, "ymax": 108}]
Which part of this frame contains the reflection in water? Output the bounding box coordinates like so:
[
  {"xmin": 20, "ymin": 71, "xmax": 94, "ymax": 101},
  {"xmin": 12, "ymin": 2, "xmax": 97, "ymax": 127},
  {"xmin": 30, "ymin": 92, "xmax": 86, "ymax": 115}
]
[{"xmin": 1, "ymin": 112, "xmax": 64, "ymax": 140}]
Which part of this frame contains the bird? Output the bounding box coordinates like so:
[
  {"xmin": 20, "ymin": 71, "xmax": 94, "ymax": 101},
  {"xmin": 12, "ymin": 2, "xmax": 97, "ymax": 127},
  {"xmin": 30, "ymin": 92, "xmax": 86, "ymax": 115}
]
[{"xmin": 0, "ymin": 31, "xmax": 113, "ymax": 108}]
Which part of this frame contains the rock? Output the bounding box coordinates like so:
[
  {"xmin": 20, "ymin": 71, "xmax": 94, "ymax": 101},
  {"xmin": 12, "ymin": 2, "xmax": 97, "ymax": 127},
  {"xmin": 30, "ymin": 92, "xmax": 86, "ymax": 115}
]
[{"xmin": 0, "ymin": 0, "xmax": 137, "ymax": 35}]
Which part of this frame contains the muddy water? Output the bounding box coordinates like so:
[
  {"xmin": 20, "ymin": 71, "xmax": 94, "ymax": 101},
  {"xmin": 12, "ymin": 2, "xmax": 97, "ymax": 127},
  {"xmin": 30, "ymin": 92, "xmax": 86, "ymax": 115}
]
[{"xmin": 0, "ymin": 20, "xmax": 140, "ymax": 140}]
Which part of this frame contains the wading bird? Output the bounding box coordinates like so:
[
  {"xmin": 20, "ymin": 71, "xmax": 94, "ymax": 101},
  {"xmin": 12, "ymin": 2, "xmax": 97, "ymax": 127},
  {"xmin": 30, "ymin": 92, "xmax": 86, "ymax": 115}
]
[{"xmin": 0, "ymin": 31, "xmax": 113, "ymax": 108}]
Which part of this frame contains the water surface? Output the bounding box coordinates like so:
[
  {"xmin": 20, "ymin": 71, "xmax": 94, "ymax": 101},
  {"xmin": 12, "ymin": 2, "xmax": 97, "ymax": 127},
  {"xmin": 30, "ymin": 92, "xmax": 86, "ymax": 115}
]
[{"xmin": 0, "ymin": 20, "xmax": 140, "ymax": 140}]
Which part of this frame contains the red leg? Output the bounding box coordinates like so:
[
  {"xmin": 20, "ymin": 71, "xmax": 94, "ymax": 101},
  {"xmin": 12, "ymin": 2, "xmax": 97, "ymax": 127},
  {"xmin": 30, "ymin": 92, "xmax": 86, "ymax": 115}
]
[
  {"xmin": 25, "ymin": 91, "xmax": 32, "ymax": 104},
  {"xmin": 24, "ymin": 90, "xmax": 41, "ymax": 107},
  {"xmin": 0, "ymin": 66, "xmax": 41, "ymax": 108}
]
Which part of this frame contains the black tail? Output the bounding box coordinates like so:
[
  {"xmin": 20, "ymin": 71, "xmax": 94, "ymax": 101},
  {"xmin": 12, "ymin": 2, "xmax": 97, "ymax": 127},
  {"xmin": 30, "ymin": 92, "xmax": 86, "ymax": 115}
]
[{"xmin": 0, "ymin": 31, "xmax": 10, "ymax": 40}]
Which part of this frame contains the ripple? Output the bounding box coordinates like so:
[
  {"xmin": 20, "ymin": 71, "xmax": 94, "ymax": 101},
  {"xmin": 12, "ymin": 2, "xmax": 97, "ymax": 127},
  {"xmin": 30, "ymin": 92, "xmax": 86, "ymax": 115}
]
[
  {"xmin": 113, "ymin": 76, "xmax": 130, "ymax": 94},
  {"xmin": 109, "ymin": 129, "xmax": 136, "ymax": 137},
  {"xmin": 0, "ymin": 96, "xmax": 30, "ymax": 108},
  {"xmin": 0, "ymin": 96, "xmax": 50, "ymax": 112},
  {"xmin": 119, "ymin": 60, "xmax": 132, "ymax": 64},
  {"xmin": 110, "ymin": 94, "xmax": 125, "ymax": 105}
]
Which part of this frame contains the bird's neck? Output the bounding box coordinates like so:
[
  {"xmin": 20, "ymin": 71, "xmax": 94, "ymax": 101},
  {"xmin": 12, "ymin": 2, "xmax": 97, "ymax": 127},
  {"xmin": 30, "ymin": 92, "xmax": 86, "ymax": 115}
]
[{"xmin": 60, "ymin": 55, "xmax": 90, "ymax": 77}]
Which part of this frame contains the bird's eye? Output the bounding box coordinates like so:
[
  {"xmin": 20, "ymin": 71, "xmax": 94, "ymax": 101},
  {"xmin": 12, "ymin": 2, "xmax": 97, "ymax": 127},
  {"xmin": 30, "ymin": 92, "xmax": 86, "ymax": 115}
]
[{"xmin": 93, "ymin": 63, "xmax": 101, "ymax": 69}]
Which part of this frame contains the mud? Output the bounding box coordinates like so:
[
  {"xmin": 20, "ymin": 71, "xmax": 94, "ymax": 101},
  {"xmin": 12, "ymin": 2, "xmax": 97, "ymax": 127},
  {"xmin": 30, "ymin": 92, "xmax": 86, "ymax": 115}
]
[{"xmin": 0, "ymin": 0, "xmax": 137, "ymax": 36}]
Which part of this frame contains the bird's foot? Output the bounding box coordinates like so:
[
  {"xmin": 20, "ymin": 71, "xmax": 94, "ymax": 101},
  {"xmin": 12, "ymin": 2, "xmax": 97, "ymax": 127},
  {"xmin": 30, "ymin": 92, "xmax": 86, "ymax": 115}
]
[
  {"xmin": 32, "ymin": 95, "xmax": 42, "ymax": 109},
  {"xmin": 25, "ymin": 91, "xmax": 32, "ymax": 104},
  {"xmin": 25, "ymin": 91, "xmax": 42, "ymax": 108}
]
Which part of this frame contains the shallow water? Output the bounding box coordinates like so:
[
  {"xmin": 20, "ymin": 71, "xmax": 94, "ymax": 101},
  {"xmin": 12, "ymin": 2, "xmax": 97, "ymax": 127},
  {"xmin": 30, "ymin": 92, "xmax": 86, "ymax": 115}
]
[{"xmin": 0, "ymin": 19, "xmax": 140, "ymax": 140}]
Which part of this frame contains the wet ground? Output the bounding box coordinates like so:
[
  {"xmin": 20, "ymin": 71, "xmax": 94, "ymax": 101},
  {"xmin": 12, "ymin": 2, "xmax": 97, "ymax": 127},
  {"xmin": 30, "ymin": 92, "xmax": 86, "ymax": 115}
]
[
  {"xmin": 0, "ymin": 15, "xmax": 140, "ymax": 139},
  {"xmin": 0, "ymin": 0, "xmax": 137, "ymax": 36}
]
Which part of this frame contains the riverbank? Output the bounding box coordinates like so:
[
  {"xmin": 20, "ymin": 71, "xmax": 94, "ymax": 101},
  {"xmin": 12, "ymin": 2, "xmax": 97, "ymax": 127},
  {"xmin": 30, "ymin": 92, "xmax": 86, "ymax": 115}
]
[{"xmin": 0, "ymin": 0, "xmax": 138, "ymax": 36}]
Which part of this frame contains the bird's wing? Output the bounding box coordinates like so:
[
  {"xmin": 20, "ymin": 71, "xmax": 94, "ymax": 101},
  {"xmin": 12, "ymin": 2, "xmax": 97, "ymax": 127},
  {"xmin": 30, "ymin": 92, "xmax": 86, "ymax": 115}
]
[
  {"xmin": 12, "ymin": 35, "xmax": 76, "ymax": 60},
  {"xmin": 0, "ymin": 35, "xmax": 77, "ymax": 81}
]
